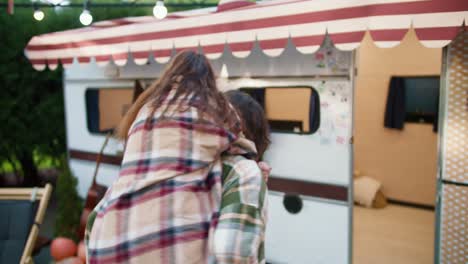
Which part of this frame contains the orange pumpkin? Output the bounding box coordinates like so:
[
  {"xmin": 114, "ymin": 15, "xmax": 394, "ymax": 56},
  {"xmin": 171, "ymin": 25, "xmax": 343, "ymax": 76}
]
[{"xmin": 50, "ymin": 237, "xmax": 77, "ymax": 261}]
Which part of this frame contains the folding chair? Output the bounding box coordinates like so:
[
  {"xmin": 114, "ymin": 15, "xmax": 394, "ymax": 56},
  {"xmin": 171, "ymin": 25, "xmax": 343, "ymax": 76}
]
[{"xmin": 0, "ymin": 183, "xmax": 53, "ymax": 264}]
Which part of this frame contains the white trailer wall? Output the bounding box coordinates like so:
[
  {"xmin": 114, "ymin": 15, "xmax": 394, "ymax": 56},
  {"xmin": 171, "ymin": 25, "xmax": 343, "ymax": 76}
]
[{"xmin": 64, "ymin": 39, "xmax": 354, "ymax": 263}]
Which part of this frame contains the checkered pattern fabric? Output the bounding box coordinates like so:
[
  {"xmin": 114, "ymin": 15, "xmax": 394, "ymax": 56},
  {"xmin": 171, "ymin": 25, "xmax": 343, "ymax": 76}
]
[
  {"xmin": 85, "ymin": 91, "xmax": 267, "ymax": 263},
  {"xmin": 212, "ymin": 154, "xmax": 268, "ymax": 264}
]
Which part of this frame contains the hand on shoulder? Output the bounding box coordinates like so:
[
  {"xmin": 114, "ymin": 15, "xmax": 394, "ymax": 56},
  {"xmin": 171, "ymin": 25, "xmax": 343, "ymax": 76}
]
[{"xmin": 257, "ymin": 161, "xmax": 271, "ymax": 183}]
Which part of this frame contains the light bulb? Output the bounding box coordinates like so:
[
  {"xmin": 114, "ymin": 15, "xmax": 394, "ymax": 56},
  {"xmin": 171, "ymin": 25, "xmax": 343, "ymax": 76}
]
[
  {"xmin": 153, "ymin": 1, "xmax": 167, "ymax": 19},
  {"xmin": 33, "ymin": 9, "xmax": 45, "ymax": 21},
  {"xmin": 220, "ymin": 64, "xmax": 229, "ymax": 79},
  {"xmin": 80, "ymin": 9, "xmax": 93, "ymax": 26}
]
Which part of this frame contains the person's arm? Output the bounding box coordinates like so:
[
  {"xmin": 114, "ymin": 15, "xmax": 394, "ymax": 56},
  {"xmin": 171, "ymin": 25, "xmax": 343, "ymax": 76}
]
[
  {"xmin": 212, "ymin": 159, "xmax": 267, "ymax": 264},
  {"xmin": 257, "ymin": 161, "xmax": 271, "ymax": 183}
]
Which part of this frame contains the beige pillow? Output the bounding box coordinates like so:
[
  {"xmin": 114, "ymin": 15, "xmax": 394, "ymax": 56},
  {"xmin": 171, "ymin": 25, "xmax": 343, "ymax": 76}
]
[
  {"xmin": 353, "ymin": 176, "xmax": 382, "ymax": 207},
  {"xmin": 372, "ymin": 190, "xmax": 388, "ymax": 208}
]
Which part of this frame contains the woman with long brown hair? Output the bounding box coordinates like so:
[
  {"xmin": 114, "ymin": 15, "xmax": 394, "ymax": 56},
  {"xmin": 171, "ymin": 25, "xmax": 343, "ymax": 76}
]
[
  {"xmin": 85, "ymin": 51, "xmax": 247, "ymax": 263},
  {"xmin": 114, "ymin": 51, "xmax": 238, "ymax": 142},
  {"xmin": 209, "ymin": 90, "xmax": 270, "ymax": 264}
]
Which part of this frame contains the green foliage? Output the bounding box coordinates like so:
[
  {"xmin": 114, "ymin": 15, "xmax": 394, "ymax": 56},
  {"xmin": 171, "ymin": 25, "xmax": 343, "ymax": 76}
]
[
  {"xmin": 0, "ymin": 9, "xmax": 68, "ymax": 184},
  {"xmin": 1, "ymin": 153, "xmax": 56, "ymax": 174},
  {"xmin": 0, "ymin": 3, "xmax": 219, "ymax": 183},
  {"xmin": 1, "ymin": 0, "xmax": 216, "ymax": 237},
  {"xmin": 0, "ymin": 6, "xmax": 153, "ymax": 184},
  {"xmin": 54, "ymin": 157, "xmax": 83, "ymax": 241}
]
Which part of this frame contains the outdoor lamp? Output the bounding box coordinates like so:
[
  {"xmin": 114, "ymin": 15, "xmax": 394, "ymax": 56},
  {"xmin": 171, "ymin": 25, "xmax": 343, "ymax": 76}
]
[
  {"xmin": 153, "ymin": 0, "xmax": 167, "ymax": 20},
  {"xmin": 80, "ymin": 9, "xmax": 93, "ymax": 26},
  {"xmin": 33, "ymin": 3, "xmax": 44, "ymax": 21}
]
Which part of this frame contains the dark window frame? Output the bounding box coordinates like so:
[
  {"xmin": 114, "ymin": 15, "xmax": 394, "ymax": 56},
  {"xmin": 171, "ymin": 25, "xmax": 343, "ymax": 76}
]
[
  {"xmin": 400, "ymin": 75, "xmax": 440, "ymax": 125},
  {"xmin": 84, "ymin": 87, "xmax": 134, "ymax": 135},
  {"xmin": 240, "ymin": 86, "xmax": 321, "ymax": 135}
]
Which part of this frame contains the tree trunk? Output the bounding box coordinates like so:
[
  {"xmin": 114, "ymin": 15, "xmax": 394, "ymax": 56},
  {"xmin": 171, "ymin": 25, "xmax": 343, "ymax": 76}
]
[
  {"xmin": 6, "ymin": 156, "xmax": 18, "ymax": 175},
  {"xmin": 19, "ymin": 151, "xmax": 39, "ymax": 187}
]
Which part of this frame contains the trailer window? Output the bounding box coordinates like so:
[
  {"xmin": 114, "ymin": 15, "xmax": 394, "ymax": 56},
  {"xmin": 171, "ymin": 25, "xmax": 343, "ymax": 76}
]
[
  {"xmin": 85, "ymin": 88, "xmax": 134, "ymax": 134},
  {"xmin": 403, "ymin": 76, "xmax": 440, "ymax": 124},
  {"xmin": 240, "ymin": 86, "xmax": 320, "ymax": 134}
]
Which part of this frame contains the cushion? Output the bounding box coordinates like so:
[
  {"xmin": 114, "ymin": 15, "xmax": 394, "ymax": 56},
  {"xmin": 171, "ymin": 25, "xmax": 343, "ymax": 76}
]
[
  {"xmin": 0, "ymin": 200, "xmax": 37, "ymax": 263},
  {"xmin": 353, "ymin": 176, "xmax": 382, "ymax": 207},
  {"xmin": 372, "ymin": 190, "xmax": 388, "ymax": 208}
]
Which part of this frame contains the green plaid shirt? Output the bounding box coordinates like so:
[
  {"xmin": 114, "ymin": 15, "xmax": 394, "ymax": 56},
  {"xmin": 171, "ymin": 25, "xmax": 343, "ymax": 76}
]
[{"xmin": 211, "ymin": 155, "xmax": 268, "ymax": 264}]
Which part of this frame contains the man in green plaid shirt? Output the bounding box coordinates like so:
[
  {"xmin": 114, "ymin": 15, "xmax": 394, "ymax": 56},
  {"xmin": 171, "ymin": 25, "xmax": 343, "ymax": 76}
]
[
  {"xmin": 210, "ymin": 90, "xmax": 271, "ymax": 264},
  {"xmin": 212, "ymin": 145, "xmax": 268, "ymax": 264}
]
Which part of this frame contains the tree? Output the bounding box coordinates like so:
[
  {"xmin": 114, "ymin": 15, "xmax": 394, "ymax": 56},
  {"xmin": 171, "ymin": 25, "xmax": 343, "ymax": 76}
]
[
  {"xmin": 0, "ymin": 6, "xmax": 152, "ymax": 186},
  {"xmin": 1, "ymin": 0, "xmax": 216, "ymax": 243},
  {"xmin": 0, "ymin": 9, "xmax": 66, "ymax": 186}
]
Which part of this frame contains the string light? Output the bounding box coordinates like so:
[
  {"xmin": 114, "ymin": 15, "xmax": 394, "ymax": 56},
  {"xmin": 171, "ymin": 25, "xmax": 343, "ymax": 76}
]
[
  {"xmin": 33, "ymin": 3, "xmax": 44, "ymax": 21},
  {"xmin": 79, "ymin": 1, "xmax": 92, "ymax": 26},
  {"xmin": 153, "ymin": 0, "xmax": 167, "ymax": 19}
]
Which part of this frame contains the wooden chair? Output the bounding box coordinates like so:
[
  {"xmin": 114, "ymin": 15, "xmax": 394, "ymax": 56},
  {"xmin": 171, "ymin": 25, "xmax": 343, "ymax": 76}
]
[{"xmin": 0, "ymin": 184, "xmax": 53, "ymax": 264}]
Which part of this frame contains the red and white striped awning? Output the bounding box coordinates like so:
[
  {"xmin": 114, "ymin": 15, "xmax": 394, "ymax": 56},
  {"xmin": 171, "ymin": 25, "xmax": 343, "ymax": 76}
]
[{"xmin": 25, "ymin": 0, "xmax": 468, "ymax": 71}]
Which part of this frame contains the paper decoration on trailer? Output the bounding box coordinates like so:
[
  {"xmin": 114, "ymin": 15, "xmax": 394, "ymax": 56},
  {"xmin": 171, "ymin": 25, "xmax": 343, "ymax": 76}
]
[{"xmin": 317, "ymin": 81, "xmax": 352, "ymax": 145}]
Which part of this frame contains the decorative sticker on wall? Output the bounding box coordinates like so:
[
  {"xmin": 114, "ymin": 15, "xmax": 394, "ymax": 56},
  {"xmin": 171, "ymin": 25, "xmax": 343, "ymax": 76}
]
[
  {"xmin": 315, "ymin": 81, "xmax": 352, "ymax": 146},
  {"xmin": 326, "ymin": 46, "xmax": 341, "ymax": 72},
  {"xmin": 307, "ymin": 37, "xmax": 351, "ymax": 75},
  {"xmin": 315, "ymin": 52, "xmax": 326, "ymax": 68},
  {"xmin": 336, "ymin": 136, "xmax": 346, "ymax": 145},
  {"xmin": 318, "ymin": 111, "xmax": 335, "ymax": 145}
]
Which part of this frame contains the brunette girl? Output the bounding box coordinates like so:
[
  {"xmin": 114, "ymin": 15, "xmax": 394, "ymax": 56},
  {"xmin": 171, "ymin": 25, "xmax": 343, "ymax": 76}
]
[
  {"xmin": 86, "ymin": 51, "xmax": 241, "ymax": 263},
  {"xmin": 210, "ymin": 90, "xmax": 270, "ymax": 264}
]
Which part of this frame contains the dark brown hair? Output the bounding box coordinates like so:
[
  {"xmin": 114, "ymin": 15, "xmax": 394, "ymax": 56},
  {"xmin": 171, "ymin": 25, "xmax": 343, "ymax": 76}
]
[
  {"xmin": 225, "ymin": 90, "xmax": 271, "ymax": 159},
  {"xmin": 116, "ymin": 50, "xmax": 239, "ymax": 140}
]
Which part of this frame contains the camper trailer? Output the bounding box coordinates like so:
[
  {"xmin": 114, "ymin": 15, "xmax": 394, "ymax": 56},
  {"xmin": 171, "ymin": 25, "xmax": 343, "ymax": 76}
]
[{"xmin": 25, "ymin": 0, "xmax": 467, "ymax": 263}]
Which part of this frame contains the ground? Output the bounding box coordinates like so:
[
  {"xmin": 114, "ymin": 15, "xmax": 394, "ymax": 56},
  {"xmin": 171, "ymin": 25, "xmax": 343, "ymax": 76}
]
[{"xmin": 354, "ymin": 205, "xmax": 434, "ymax": 264}]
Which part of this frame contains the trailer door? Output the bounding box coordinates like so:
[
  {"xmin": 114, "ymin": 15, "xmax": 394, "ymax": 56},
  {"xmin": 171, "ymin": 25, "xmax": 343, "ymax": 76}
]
[{"xmin": 262, "ymin": 74, "xmax": 354, "ymax": 263}]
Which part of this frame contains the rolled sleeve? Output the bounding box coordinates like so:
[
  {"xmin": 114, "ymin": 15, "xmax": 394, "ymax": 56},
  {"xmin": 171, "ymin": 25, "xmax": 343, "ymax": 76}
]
[{"xmin": 212, "ymin": 158, "xmax": 267, "ymax": 264}]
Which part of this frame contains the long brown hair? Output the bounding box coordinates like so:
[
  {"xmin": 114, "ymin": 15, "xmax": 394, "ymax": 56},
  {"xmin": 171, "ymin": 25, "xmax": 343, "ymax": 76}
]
[
  {"xmin": 225, "ymin": 90, "xmax": 271, "ymax": 159},
  {"xmin": 116, "ymin": 50, "xmax": 239, "ymax": 140}
]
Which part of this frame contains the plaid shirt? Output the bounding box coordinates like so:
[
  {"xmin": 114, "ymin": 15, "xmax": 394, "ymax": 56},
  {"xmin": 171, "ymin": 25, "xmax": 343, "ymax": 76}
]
[
  {"xmin": 85, "ymin": 92, "xmax": 267, "ymax": 264},
  {"xmin": 212, "ymin": 154, "xmax": 268, "ymax": 264}
]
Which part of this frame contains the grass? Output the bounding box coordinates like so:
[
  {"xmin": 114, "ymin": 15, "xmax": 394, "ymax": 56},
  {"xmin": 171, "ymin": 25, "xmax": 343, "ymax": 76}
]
[{"xmin": 1, "ymin": 153, "xmax": 59, "ymax": 174}]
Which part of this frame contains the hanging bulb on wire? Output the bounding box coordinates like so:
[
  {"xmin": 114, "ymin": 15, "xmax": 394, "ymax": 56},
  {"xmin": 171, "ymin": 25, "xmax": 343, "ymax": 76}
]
[
  {"xmin": 80, "ymin": 0, "xmax": 93, "ymax": 26},
  {"xmin": 153, "ymin": 0, "xmax": 167, "ymax": 19},
  {"xmin": 80, "ymin": 9, "xmax": 93, "ymax": 26},
  {"xmin": 33, "ymin": 3, "xmax": 44, "ymax": 21}
]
